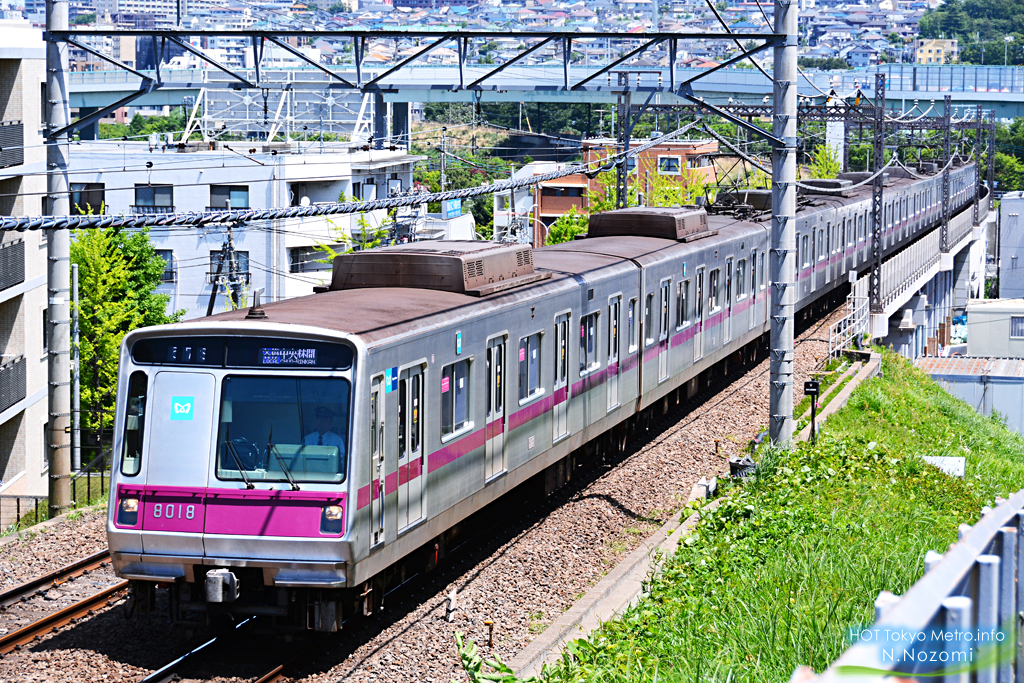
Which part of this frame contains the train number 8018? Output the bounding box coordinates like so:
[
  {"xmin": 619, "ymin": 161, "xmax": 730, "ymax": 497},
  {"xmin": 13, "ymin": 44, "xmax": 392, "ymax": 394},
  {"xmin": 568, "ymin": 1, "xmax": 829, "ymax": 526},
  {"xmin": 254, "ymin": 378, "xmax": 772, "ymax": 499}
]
[{"xmin": 153, "ymin": 503, "xmax": 196, "ymax": 520}]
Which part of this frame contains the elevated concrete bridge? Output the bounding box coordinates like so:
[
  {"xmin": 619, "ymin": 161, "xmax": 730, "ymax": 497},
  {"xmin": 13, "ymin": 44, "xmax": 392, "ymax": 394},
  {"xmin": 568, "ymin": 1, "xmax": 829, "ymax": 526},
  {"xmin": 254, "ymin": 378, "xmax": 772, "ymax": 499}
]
[{"xmin": 68, "ymin": 64, "xmax": 1024, "ymax": 118}]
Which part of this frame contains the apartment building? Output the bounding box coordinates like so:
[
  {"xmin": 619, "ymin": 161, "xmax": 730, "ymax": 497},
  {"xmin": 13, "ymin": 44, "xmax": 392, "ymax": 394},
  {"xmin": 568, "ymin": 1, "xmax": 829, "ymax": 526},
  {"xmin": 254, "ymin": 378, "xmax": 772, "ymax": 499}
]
[
  {"xmin": 0, "ymin": 20, "xmax": 49, "ymax": 513},
  {"xmin": 915, "ymin": 38, "xmax": 958, "ymax": 65},
  {"xmin": 66, "ymin": 142, "xmax": 424, "ymax": 319}
]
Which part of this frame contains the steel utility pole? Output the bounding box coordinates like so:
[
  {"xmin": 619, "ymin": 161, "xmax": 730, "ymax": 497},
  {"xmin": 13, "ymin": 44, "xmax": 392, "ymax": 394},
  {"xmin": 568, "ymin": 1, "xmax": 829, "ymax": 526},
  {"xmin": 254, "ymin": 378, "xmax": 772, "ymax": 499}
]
[
  {"xmin": 974, "ymin": 104, "xmax": 983, "ymax": 227},
  {"xmin": 941, "ymin": 95, "xmax": 952, "ymax": 255},
  {"xmin": 870, "ymin": 73, "xmax": 886, "ymax": 316},
  {"xmin": 440, "ymin": 127, "xmax": 447, "ymax": 193},
  {"xmin": 768, "ymin": 0, "xmax": 798, "ymax": 444},
  {"xmin": 72, "ymin": 263, "xmax": 80, "ymax": 472},
  {"xmin": 46, "ymin": 0, "xmax": 72, "ymax": 516}
]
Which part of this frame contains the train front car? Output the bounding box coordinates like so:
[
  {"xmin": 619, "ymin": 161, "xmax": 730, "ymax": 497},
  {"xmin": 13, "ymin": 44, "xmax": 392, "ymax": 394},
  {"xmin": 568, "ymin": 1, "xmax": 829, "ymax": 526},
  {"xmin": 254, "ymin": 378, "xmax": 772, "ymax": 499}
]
[{"xmin": 106, "ymin": 328, "xmax": 357, "ymax": 632}]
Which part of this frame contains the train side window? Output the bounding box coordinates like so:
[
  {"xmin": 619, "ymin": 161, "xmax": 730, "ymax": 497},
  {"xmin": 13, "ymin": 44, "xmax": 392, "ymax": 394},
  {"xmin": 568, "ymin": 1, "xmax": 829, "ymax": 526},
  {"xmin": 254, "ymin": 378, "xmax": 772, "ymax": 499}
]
[
  {"xmin": 759, "ymin": 252, "xmax": 766, "ymax": 290},
  {"xmin": 370, "ymin": 385, "xmax": 378, "ymax": 457},
  {"xmin": 580, "ymin": 312, "xmax": 600, "ymax": 375},
  {"xmin": 677, "ymin": 280, "xmax": 691, "ymax": 328},
  {"xmin": 644, "ymin": 293, "xmax": 655, "ymax": 346},
  {"xmin": 708, "ymin": 269, "xmax": 721, "ymax": 312},
  {"xmin": 608, "ymin": 297, "xmax": 620, "ymax": 361},
  {"xmin": 120, "ymin": 371, "xmax": 148, "ymax": 476},
  {"xmin": 411, "ymin": 374, "xmax": 421, "ymax": 453},
  {"xmin": 817, "ymin": 229, "xmax": 826, "ymax": 261},
  {"xmin": 441, "ymin": 359, "xmax": 471, "ymax": 439},
  {"xmin": 801, "ymin": 234, "xmax": 809, "ymax": 268},
  {"xmin": 736, "ymin": 259, "xmax": 746, "ymax": 301},
  {"xmin": 750, "ymin": 250, "xmax": 757, "ymax": 298},
  {"xmin": 399, "ymin": 380, "xmax": 407, "ymax": 457},
  {"xmin": 627, "ymin": 297, "xmax": 638, "ymax": 353},
  {"xmin": 659, "ymin": 281, "xmax": 670, "ymax": 340},
  {"xmin": 518, "ymin": 332, "xmax": 543, "ymax": 403}
]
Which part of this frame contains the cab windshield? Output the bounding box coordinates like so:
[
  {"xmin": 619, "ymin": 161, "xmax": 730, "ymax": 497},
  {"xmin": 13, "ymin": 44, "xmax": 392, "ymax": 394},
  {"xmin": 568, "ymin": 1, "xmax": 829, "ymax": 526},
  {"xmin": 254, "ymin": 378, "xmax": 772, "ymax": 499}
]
[{"xmin": 216, "ymin": 375, "xmax": 350, "ymax": 485}]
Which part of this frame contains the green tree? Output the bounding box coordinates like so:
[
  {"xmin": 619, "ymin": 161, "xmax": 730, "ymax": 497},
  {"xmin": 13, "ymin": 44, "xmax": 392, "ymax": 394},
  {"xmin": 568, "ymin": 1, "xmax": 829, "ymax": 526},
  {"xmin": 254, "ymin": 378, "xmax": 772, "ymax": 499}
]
[
  {"xmin": 797, "ymin": 57, "xmax": 852, "ymax": 70},
  {"xmin": 995, "ymin": 152, "xmax": 1024, "ymax": 191},
  {"xmin": 808, "ymin": 144, "xmax": 842, "ymax": 179},
  {"xmin": 644, "ymin": 160, "xmax": 707, "ymax": 206},
  {"xmin": 128, "ymin": 113, "xmax": 148, "ymax": 136},
  {"xmin": 545, "ymin": 206, "xmax": 588, "ymax": 244},
  {"xmin": 71, "ymin": 226, "xmax": 183, "ymax": 431}
]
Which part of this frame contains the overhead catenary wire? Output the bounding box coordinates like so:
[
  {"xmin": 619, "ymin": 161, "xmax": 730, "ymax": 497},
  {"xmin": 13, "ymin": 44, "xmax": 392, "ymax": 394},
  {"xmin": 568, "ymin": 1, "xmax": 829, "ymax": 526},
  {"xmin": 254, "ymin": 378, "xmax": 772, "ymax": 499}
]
[
  {"xmin": 2, "ymin": 121, "xmax": 704, "ymax": 232},
  {"xmin": 700, "ymin": 122, "xmax": 772, "ymax": 174},
  {"xmin": 791, "ymin": 153, "xmax": 899, "ymax": 193}
]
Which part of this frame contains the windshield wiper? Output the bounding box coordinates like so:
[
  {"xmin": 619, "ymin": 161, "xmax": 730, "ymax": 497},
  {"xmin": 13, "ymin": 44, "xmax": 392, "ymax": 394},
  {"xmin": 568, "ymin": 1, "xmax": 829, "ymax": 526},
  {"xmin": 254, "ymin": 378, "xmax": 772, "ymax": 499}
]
[
  {"xmin": 267, "ymin": 425, "xmax": 299, "ymax": 491},
  {"xmin": 224, "ymin": 441, "xmax": 255, "ymax": 490}
]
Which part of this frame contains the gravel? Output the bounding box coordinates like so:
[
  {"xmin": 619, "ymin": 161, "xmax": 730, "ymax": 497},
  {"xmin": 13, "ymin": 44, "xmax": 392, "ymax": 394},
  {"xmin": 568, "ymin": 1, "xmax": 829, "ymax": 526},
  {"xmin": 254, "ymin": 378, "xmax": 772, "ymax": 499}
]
[
  {"xmin": 0, "ymin": 308, "xmax": 847, "ymax": 683},
  {"xmin": 0, "ymin": 508, "xmax": 108, "ymax": 591}
]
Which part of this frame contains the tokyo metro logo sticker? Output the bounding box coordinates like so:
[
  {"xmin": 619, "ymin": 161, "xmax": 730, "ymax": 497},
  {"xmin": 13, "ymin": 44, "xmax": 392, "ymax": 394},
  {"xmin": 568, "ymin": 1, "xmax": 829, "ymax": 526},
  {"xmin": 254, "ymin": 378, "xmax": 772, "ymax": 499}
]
[{"xmin": 170, "ymin": 396, "xmax": 195, "ymax": 420}]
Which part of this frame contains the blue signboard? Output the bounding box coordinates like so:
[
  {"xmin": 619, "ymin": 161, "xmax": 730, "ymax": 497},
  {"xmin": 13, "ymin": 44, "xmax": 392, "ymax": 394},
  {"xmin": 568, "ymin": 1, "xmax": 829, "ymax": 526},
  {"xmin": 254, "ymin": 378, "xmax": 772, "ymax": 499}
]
[{"xmin": 443, "ymin": 198, "xmax": 462, "ymax": 220}]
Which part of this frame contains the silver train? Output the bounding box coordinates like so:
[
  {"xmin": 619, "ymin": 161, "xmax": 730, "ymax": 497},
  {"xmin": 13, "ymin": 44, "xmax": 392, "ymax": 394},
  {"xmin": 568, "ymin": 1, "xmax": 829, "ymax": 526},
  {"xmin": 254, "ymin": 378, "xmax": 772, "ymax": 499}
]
[{"xmin": 107, "ymin": 163, "xmax": 979, "ymax": 630}]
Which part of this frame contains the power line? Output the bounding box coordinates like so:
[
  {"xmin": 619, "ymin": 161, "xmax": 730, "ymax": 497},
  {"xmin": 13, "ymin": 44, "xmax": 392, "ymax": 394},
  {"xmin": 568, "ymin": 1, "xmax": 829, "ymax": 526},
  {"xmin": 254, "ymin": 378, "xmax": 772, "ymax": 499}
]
[{"xmin": 2, "ymin": 122, "xmax": 703, "ymax": 231}]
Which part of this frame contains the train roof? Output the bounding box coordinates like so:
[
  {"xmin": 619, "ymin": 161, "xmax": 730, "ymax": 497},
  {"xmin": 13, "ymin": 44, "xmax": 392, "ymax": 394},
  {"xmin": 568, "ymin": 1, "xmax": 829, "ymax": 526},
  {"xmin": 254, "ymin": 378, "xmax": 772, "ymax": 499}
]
[
  {"xmin": 197, "ymin": 247, "xmax": 633, "ymax": 345},
  {"xmin": 191, "ymin": 162, "xmax": 974, "ymax": 348}
]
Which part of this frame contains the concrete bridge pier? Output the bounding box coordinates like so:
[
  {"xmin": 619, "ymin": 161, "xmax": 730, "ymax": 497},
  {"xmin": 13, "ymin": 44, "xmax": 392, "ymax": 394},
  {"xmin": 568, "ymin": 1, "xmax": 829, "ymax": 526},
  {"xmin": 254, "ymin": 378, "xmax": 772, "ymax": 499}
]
[{"xmin": 876, "ymin": 213, "xmax": 992, "ymax": 359}]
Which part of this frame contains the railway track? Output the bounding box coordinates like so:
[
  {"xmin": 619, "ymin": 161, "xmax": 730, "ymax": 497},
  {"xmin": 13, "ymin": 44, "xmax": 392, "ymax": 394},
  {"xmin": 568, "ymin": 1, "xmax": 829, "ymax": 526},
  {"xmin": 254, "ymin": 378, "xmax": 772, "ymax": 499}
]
[
  {"xmin": 0, "ymin": 307, "xmax": 844, "ymax": 681},
  {"xmin": 139, "ymin": 618, "xmax": 335, "ymax": 683},
  {"xmin": 0, "ymin": 550, "xmax": 128, "ymax": 656}
]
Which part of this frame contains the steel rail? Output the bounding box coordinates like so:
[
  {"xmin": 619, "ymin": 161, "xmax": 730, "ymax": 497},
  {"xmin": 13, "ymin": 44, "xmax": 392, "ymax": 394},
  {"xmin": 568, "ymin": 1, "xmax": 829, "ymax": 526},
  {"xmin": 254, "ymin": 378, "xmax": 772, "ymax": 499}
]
[
  {"xmin": 138, "ymin": 622, "xmax": 247, "ymax": 683},
  {"xmin": 0, "ymin": 580, "xmax": 128, "ymax": 655},
  {"xmin": 0, "ymin": 549, "xmax": 111, "ymax": 610},
  {"xmin": 252, "ymin": 634, "xmax": 334, "ymax": 683}
]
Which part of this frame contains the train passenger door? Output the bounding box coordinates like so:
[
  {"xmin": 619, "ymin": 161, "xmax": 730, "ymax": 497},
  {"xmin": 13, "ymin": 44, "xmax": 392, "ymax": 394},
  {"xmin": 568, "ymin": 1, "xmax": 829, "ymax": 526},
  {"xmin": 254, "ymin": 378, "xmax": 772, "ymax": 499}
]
[
  {"xmin": 658, "ymin": 280, "xmax": 670, "ymax": 382},
  {"xmin": 553, "ymin": 314, "xmax": 569, "ymax": 441},
  {"xmin": 485, "ymin": 337, "xmax": 506, "ymax": 480},
  {"xmin": 144, "ymin": 371, "xmax": 214, "ymax": 555},
  {"xmin": 749, "ymin": 249, "xmax": 758, "ymax": 330},
  {"xmin": 397, "ymin": 366, "xmax": 424, "ymax": 530},
  {"xmin": 369, "ymin": 377, "xmax": 385, "ymax": 548},
  {"xmin": 694, "ymin": 267, "xmax": 705, "ymax": 360},
  {"xmin": 724, "ymin": 258, "xmax": 733, "ymax": 343},
  {"xmin": 608, "ymin": 297, "xmax": 620, "ymax": 411}
]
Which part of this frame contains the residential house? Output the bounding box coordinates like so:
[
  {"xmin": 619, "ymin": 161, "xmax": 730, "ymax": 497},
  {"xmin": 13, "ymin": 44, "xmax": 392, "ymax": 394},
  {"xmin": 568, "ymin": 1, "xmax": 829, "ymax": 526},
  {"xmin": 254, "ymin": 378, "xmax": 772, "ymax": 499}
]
[
  {"xmin": 494, "ymin": 138, "xmax": 719, "ymax": 245},
  {"xmin": 844, "ymin": 43, "xmax": 880, "ymax": 67}
]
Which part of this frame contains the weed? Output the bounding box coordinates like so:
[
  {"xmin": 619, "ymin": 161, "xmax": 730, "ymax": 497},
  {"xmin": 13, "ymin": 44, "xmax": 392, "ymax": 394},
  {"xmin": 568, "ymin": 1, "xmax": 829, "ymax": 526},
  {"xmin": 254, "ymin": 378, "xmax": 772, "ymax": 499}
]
[{"xmin": 531, "ymin": 351, "xmax": 1024, "ymax": 683}]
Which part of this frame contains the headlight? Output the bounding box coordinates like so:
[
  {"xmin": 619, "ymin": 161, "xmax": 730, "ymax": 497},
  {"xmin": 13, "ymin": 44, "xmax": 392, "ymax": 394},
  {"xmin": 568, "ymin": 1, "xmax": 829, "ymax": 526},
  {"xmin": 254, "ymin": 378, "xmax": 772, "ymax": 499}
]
[
  {"xmin": 117, "ymin": 497, "xmax": 140, "ymax": 526},
  {"xmin": 320, "ymin": 504, "xmax": 344, "ymax": 534}
]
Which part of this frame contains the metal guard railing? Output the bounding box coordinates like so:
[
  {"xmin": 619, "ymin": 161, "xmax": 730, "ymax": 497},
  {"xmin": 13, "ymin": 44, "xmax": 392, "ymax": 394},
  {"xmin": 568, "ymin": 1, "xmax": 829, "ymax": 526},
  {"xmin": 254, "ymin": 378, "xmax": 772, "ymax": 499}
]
[
  {"xmin": 811, "ymin": 489, "xmax": 1024, "ymax": 683},
  {"xmin": 71, "ymin": 447, "xmax": 110, "ymax": 509},
  {"xmin": 881, "ymin": 228, "xmax": 941, "ymax": 311},
  {"xmin": 829, "ymin": 295, "xmax": 869, "ymax": 359}
]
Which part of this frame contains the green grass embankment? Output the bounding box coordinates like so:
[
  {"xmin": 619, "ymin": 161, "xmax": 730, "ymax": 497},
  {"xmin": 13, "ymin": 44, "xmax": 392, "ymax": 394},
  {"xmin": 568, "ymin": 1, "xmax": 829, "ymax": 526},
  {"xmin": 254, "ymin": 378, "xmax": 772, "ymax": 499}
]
[{"xmin": 537, "ymin": 351, "xmax": 1024, "ymax": 683}]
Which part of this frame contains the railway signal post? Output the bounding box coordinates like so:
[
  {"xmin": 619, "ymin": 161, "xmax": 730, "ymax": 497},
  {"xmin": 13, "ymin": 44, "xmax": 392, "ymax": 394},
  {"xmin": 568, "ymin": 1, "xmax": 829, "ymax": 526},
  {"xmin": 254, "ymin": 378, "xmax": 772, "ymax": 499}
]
[
  {"xmin": 769, "ymin": 0, "xmax": 798, "ymax": 445},
  {"xmin": 45, "ymin": 0, "xmax": 72, "ymax": 516}
]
